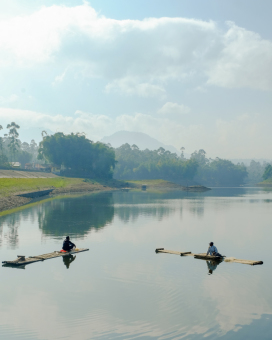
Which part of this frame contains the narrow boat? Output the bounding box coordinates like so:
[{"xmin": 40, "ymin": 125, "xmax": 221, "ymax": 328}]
[
  {"xmin": 2, "ymin": 248, "xmax": 89, "ymax": 267},
  {"xmin": 155, "ymin": 248, "xmax": 263, "ymax": 266}
]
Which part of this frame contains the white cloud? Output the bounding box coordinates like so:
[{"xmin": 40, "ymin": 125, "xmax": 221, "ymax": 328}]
[
  {"xmin": 157, "ymin": 102, "xmax": 190, "ymax": 117},
  {"xmin": 0, "ymin": 4, "xmax": 271, "ymax": 158},
  {"xmin": 52, "ymin": 68, "xmax": 68, "ymax": 86},
  {"xmin": 207, "ymin": 22, "xmax": 272, "ymax": 90},
  {"xmin": 0, "ymin": 3, "xmax": 271, "ymax": 92},
  {"xmin": 0, "ymin": 94, "xmax": 18, "ymax": 104},
  {"xmin": 105, "ymin": 78, "xmax": 166, "ymax": 97}
]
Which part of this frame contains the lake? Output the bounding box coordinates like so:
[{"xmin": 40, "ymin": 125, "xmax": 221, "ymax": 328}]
[{"xmin": 0, "ymin": 187, "xmax": 271, "ymax": 339}]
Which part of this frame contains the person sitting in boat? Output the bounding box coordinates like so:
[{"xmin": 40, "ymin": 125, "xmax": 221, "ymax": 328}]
[
  {"xmin": 206, "ymin": 242, "xmax": 221, "ymax": 257},
  {"xmin": 62, "ymin": 236, "xmax": 76, "ymax": 252}
]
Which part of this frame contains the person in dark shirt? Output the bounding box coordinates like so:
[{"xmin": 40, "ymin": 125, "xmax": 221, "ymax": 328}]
[{"xmin": 62, "ymin": 236, "xmax": 76, "ymax": 251}]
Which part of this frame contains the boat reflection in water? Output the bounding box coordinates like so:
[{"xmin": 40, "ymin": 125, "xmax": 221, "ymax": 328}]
[
  {"xmin": 2, "ymin": 263, "xmax": 26, "ymax": 269},
  {"xmin": 63, "ymin": 255, "xmax": 76, "ymax": 269},
  {"xmin": 2, "ymin": 254, "xmax": 78, "ymax": 270}
]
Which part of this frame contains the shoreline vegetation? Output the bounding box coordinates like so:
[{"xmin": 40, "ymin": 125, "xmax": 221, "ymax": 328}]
[
  {"xmin": 126, "ymin": 179, "xmax": 210, "ymax": 192},
  {"xmin": 0, "ymin": 176, "xmax": 210, "ymax": 215},
  {"xmin": 0, "ymin": 177, "xmax": 122, "ymax": 214},
  {"xmin": 257, "ymin": 179, "xmax": 272, "ymax": 187},
  {"xmin": 0, "ymin": 128, "xmax": 269, "ymax": 192}
]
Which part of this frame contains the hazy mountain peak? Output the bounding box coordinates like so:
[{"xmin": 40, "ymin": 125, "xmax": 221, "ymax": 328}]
[{"xmin": 101, "ymin": 131, "xmax": 179, "ymax": 154}]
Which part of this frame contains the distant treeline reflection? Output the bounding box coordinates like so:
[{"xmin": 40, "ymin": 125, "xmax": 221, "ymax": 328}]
[
  {"xmin": 0, "ymin": 213, "xmax": 20, "ymax": 248},
  {"xmin": 0, "ymin": 188, "xmax": 264, "ymax": 248},
  {"xmin": 38, "ymin": 193, "xmax": 114, "ymax": 237},
  {"xmin": 113, "ymin": 192, "xmax": 175, "ymax": 222}
]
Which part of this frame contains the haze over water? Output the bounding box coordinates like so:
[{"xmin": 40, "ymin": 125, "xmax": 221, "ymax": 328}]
[{"xmin": 0, "ymin": 188, "xmax": 271, "ymax": 339}]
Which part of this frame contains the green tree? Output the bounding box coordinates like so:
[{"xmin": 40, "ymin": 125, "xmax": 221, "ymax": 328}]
[
  {"xmin": 114, "ymin": 144, "xmax": 198, "ymax": 181},
  {"xmin": 0, "ymin": 125, "xmax": 3, "ymax": 157},
  {"xmin": 263, "ymin": 164, "xmax": 272, "ymax": 180},
  {"xmin": 180, "ymin": 147, "xmax": 185, "ymax": 160},
  {"xmin": 0, "ymin": 126, "xmax": 9, "ymax": 167},
  {"xmin": 38, "ymin": 132, "xmax": 115, "ymax": 178},
  {"xmin": 7, "ymin": 122, "xmax": 20, "ymax": 161},
  {"xmin": 246, "ymin": 160, "xmax": 267, "ymax": 184},
  {"xmin": 18, "ymin": 151, "xmax": 32, "ymax": 168},
  {"xmin": 194, "ymin": 158, "xmax": 248, "ymax": 186},
  {"xmin": 190, "ymin": 149, "xmax": 207, "ymax": 166}
]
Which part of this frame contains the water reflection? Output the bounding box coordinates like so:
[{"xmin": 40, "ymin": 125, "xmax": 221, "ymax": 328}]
[
  {"xmin": 2, "ymin": 263, "xmax": 26, "ymax": 270},
  {"xmin": 206, "ymin": 259, "xmax": 223, "ymax": 275},
  {"xmin": 0, "ymin": 213, "xmax": 20, "ymax": 248},
  {"xmin": 0, "ymin": 187, "xmax": 271, "ymax": 249},
  {"xmin": 63, "ymin": 255, "xmax": 76, "ymax": 269},
  {"xmin": 113, "ymin": 192, "xmax": 174, "ymax": 222},
  {"xmin": 38, "ymin": 192, "xmax": 114, "ymax": 238},
  {"xmin": 0, "ymin": 188, "xmax": 272, "ymax": 339}
]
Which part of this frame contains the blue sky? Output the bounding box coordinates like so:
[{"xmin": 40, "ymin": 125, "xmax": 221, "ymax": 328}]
[{"xmin": 0, "ymin": 0, "xmax": 271, "ymax": 158}]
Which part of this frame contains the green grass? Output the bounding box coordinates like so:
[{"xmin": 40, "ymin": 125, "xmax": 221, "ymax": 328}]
[
  {"xmin": 0, "ymin": 177, "xmax": 126, "ymax": 197},
  {"xmin": 127, "ymin": 179, "xmax": 177, "ymax": 186},
  {"xmin": 0, "ymin": 192, "xmax": 100, "ymax": 217},
  {"xmin": 262, "ymin": 179, "xmax": 272, "ymax": 183},
  {"xmin": 0, "ymin": 177, "xmax": 85, "ymax": 196},
  {"xmin": 258, "ymin": 178, "xmax": 272, "ymax": 186},
  {"xmin": 127, "ymin": 179, "xmax": 183, "ymax": 191}
]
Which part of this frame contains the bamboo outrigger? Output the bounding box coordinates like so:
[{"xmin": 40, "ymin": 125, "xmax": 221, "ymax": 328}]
[
  {"xmin": 155, "ymin": 248, "xmax": 263, "ymax": 266},
  {"xmin": 2, "ymin": 248, "xmax": 89, "ymax": 267}
]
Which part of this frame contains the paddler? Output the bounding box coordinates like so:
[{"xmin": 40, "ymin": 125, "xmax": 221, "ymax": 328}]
[
  {"xmin": 62, "ymin": 236, "xmax": 76, "ymax": 252},
  {"xmin": 206, "ymin": 242, "xmax": 221, "ymax": 257}
]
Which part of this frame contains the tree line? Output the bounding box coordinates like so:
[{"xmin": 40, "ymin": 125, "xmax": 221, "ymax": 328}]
[
  {"xmin": 0, "ymin": 125, "xmax": 116, "ymax": 178},
  {"xmin": 1, "ymin": 123, "xmax": 271, "ymax": 185},
  {"xmin": 114, "ymin": 143, "xmax": 198, "ymax": 181},
  {"xmin": 113, "ymin": 145, "xmax": 250, "ymax": 186},
  {"xmin": 0, "ymin": 122, "xmax": 39, "ymax": 168}
]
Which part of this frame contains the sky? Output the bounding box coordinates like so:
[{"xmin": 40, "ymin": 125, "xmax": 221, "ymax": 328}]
[{"xmin": 0, "ymin": 0, "xmax": 272, "ymax": 158}]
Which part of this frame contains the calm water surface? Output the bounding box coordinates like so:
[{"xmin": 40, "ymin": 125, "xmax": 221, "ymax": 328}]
[{"xmin": 0, "ymin": 188, "xmax": 272, "ymax": 339}]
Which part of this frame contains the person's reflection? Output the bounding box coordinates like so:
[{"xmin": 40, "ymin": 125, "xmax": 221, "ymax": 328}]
[
  {"xmin": 206, "ymin": 260, "xmax": 222, "ymax": 275},
  {"xmin": 63, "ymin": 255, "xmax": 76, "ymax": 269}
]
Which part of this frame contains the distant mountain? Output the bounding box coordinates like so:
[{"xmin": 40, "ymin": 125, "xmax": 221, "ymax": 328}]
[{"xmin": 101, "ymin": 131, "xmax": 179, "ymax": 154}]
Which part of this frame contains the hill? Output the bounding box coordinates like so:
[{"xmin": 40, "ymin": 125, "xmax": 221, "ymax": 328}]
[{"xmin": 101, "ymin": 131, "xmax": 179, "ymax": 154}]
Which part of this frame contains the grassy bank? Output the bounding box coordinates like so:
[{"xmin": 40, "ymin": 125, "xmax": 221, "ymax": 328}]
[
  {"xmin": 0, "ymin": 177, "xmax": 126, "ymax": 197},
  {"xmin": 0, "ymin": 192, "xmax": 98, "ymax": 217},
  {"xmin": 0, "ymin": 178, "xmax": 81, "ymax": 196},
  {"xmin": 127, "ymin": 179, "xmax": 210, "ymax": 192},
  {"xmin": 0, "ymin": 177, "xmax": 204, "ymax": 215},
  {"xmin": 257, "ymin": 179, "xmax": 272, "ymax": 187},
  {"xmin": 127, "ymin": 179, "xmax": 185, "ymax": 191},
  {"xmin": 0, "ymin": 177, "xmax": 126, "ymax": 213}
]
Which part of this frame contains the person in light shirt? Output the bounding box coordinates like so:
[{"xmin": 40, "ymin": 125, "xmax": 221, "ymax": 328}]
[{"xmin": 206, "ymin": 242, "xmax": 221, "ymax": 257}]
